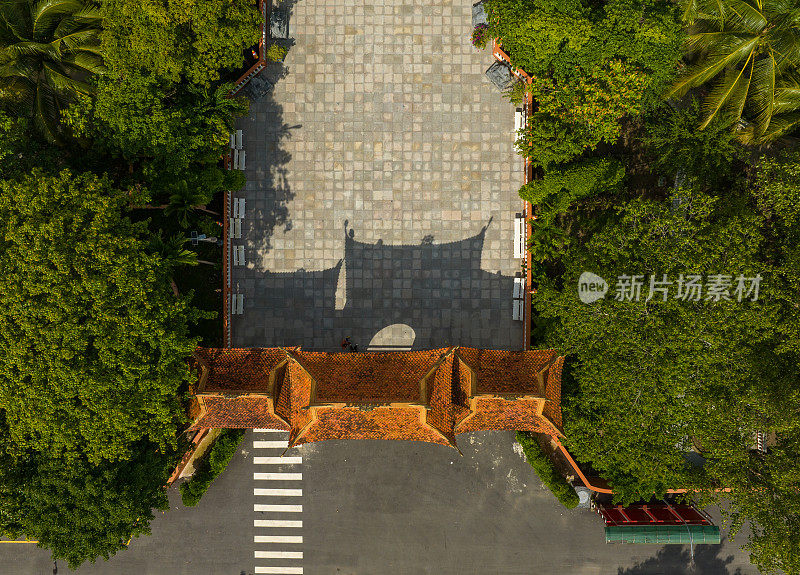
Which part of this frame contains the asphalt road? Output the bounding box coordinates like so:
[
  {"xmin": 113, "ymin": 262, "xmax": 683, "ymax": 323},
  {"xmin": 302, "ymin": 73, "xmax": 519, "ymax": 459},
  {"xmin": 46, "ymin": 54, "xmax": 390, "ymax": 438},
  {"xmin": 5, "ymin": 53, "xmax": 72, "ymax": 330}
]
[{"xmin": 1, "ymin": 430, "xmax": 760, "ymax": 575}]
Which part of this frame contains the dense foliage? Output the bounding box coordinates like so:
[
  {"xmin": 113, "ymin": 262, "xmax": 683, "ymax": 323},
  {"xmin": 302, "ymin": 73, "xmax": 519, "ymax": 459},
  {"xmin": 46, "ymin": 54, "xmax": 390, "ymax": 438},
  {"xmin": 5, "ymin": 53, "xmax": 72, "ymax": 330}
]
[
  {"xmin": 516, "ymin": 432, "xmax": 579, "ymax": 508},
  {"xmin": 525, "ymin": 109, "xmax": 800, "ymax": 573},
  {"xmin": 0, "ymin": 0, "xmax": 258, "ymax": 566},
  {"xmin": 487, "ymin": 0, "xmax": 684, "ymax": 167},
  {"xmin": 0, "ymin": 0, "xmax": 105, "ymax": 142},
  {"xmin": 485, "ymin": 2, "xmax": 800, "ymax": 571},
  {"xmin": 669, "ymin": 0, "xmax": 800, "ymax": 142},
  {"xmin": 180, "ymin": 430, "xmax": 245, "ymax": 506},
  {"xmin": 0, "ymin": 171, "xmax": 201, "ymax": 462},
  {"xmin": 101, "ymin": 0, "xmax": 261, "ymax": 86},
  {"xmin": 0, "ymin": 438, "xmax": 181, "ymax": 569}
]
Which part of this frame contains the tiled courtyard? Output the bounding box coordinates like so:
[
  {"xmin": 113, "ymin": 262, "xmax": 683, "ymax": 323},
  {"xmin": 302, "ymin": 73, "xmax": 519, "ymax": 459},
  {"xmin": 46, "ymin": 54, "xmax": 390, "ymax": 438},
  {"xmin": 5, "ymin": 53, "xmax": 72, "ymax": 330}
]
[{"xmin": 232, "ymin": 0, "xmax": 525, "ymax": 351}]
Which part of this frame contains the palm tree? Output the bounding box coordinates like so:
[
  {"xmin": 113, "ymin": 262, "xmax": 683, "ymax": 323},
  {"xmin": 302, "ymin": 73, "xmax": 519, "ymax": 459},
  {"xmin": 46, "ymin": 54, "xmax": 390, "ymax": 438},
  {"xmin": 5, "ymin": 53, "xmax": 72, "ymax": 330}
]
[
  {"xmin": 164, "ymin": 183, "xmax": 219, "ymax": 228},
  {"xmin": 669, "ymin": 0, "xmax": 800, "ymax": 143},
  {"xmin": 0, "ymin": 0, "xmax": 105, "ymax": 143},
  {"xmin": 148, "ymin": 232, "xmax": 199, "ymax": 268}
]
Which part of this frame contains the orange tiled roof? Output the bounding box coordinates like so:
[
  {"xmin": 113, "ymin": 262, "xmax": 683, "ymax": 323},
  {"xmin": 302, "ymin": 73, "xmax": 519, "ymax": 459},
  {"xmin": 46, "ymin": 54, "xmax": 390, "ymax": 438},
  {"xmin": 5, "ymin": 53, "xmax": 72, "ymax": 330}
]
[
  {"xmin": 456, "ymin": 348, "xmax": 557, "ymax": 395},
  {"xmin": 193, "ymin": 348, "xmax": 289, "ymax": 393},
  {"xmin": 189, "ymin": 347, "xmax": 565, "ymax": 448},
  {"xmin": 456, "ymin": 397, "xmax": 555, "ymax": 435},
  {"xmin": 290, "ymin": 349, "xmax": 447, "ymax": 404},
  {"xmin": 295, "ymin": 406, "xmax": 451, "ymax": 446},
  {"xmin": 190, "ymin": 396, "xmax": 290, "ymax": 430}
]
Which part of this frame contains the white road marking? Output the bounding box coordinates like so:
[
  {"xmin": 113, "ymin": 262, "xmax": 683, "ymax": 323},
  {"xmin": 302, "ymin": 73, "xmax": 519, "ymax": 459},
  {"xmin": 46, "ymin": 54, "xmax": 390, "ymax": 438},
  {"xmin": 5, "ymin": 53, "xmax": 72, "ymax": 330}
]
[
  {"xmin": 254, "ymin": 504, "xmax": 303, "ymax": 513},
  {"xmin": 254, "ymin": 535, "xmax": 303, "ymax": 543},
  {"xmin": 252, "ymin": 434, "xmax": 303, "ymax": 574},
  {"xmin": 254, "ymin": 472, "xmax": 302, "ymax": 481},
  {"xmin": 254, "ymin": 519, "xmax": 303, "ymax": 528},
  {"xmin": 254, "ymin": 488, "xmax": 302, "ymax": 497},
  {"xmin": 254, "ymin": 456, "xmax": 302, "ymax": 465},
  {"xmin": 255, "ymin": 551, "xmax": 303, "ymax": 559},
  {"xmin": 253, "ymin": 441, "xmax": 290, "ymax": 449}
]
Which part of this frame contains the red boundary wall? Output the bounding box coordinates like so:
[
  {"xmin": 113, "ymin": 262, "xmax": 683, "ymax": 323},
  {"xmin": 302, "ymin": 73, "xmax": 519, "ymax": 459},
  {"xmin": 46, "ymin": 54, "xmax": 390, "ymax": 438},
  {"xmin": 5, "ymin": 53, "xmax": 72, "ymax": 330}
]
[{"xmin": 490, "ymin": 41, "xmax": 535, "ymax": 351}]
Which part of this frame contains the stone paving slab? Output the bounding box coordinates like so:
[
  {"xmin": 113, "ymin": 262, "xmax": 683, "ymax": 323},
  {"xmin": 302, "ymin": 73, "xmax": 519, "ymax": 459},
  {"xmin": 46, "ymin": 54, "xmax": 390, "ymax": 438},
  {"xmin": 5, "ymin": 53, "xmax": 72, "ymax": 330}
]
[{"xmin": 232, "ymin": 0, "xmax": 525, "ymax": 351}]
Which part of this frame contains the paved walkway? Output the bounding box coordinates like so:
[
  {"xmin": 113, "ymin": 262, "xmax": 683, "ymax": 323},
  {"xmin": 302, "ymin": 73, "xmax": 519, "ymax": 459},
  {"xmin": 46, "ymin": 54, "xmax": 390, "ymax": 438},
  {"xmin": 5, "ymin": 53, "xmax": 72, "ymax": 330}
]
[{"xmin": 232, "ymin": 0, "xmax": 525, "ymax": 351}]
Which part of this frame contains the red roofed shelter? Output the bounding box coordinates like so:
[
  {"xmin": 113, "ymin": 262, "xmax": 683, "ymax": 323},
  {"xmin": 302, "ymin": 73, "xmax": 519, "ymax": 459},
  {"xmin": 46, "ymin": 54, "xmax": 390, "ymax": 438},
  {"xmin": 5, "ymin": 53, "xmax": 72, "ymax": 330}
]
[{"xmin": 188, "ymin": 347, "xmax": 565, "ymax": 451}]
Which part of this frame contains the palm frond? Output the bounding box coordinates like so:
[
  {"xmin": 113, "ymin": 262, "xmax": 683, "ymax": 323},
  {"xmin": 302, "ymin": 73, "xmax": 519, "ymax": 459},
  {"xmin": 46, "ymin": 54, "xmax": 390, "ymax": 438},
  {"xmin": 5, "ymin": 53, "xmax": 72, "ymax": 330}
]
[
  {"xmin": 773, "ymin": 82, "xmax": 800, "ymax": 114},
  {"xmin": 0, "ymin": 0, "xmax": 32, "ymax": 42},
  {"xmin": 684, "ymin": 32, "xmax": 749, "ymax": 55},
  {"xmin": 42, "ymin": 61, "xmax": 90, "ymax": 94},
  {"xmin": 52, "ymin": 27, "xmax": 102, "ymax": 52},
  {"xmin": 750, "ymin": 110, "xmax": 800, "ymax": 142},
  {"xmin": 33, "ymin": 80, "xmax": 62, "ymax": 143},
  {"xmin": 31, "ymin": 0, "xmax": 87, "ymax": 39},
  {"xmin": 0, "ymin": 74, "xmax": 35, "ymax": 114},
  {"xmin": 60, "ymin": 51, "xmax": 104, "ymax": 76},
  {"xmin": 668, "ymin": 36, "xmax": 759, "ymax": 97},
  {"xmin": 725, "ymin": 0, "xmax": 768, "ymax": 34},
  {"xmin": 750, "ymin": 54, "xmax": 777, "ymax": 137},
  {"xmin": 6, "ymin": 40, "xmax": 59, "ymax": 60},
  {"xmin": 148, "ymin": 233, "xmax": 199, "ymax": 268},
  {"xmin": 700, "ymin": 55, "xmax": 754, "ymax": 129}
]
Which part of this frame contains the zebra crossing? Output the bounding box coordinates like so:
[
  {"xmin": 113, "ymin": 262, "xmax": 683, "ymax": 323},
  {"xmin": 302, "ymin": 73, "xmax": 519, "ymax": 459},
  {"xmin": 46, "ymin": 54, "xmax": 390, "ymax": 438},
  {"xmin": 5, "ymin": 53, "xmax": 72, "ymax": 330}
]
[{"xmin": 253, "ymin": 429, "xmax": 303, "ymax": 575}]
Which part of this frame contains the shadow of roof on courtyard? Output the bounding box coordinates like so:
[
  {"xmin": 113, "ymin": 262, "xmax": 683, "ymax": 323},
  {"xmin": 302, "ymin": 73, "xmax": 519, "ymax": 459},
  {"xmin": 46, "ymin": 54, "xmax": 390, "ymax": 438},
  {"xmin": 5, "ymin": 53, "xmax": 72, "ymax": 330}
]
[{"xmin": 231, "ymin": 220, "xmax": 523, "ymax": 351}]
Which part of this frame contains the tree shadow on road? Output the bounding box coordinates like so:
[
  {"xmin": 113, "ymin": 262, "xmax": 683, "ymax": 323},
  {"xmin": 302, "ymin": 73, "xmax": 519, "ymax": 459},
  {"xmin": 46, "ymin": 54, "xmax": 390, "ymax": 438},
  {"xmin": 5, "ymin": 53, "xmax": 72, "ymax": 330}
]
[{"xmin": 617, "ymin": 544, "xmax": 745, "ymax": 575}]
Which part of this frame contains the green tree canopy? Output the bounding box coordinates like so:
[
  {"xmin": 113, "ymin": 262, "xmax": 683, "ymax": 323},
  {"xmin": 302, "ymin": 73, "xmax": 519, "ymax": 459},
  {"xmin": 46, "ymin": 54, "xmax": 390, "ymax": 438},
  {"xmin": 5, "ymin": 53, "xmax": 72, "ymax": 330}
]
[
  {"xmin": 100, "ymin": 0, "xmax": 261, "ymax": 86},
  {"xmin": 669, "ymin": 0, "xmax": 800, "ymax": 142},
  {"xmin": 488, "ymin": 0, "xmax": 683, "ymax": 166},
  {"xmin": 0, "ymin": 0, "xmax": 105, "ymax": 142},
  {"xmin": 528, "ymin": 143, "xmax": 800, "ymax": 573},
  {"xmin": 0, "ymin": 437, "xmax": 179, "ymax": 569},
  {"xmin": 0, "ymin": 169, "xmax": 201, "ymax": 462}
]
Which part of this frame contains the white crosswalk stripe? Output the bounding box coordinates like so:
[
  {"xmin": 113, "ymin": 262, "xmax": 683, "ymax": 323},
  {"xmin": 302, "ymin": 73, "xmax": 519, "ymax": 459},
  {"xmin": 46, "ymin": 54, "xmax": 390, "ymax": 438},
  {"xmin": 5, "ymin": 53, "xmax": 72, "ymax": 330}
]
[
  {"xmin": 253, "ymin": 431, "xmax": 303, "ymax": 574},
  {"xmin": 255, "ymin": 504, "xmax": 302, "ymax": 512},
  {"xmin": 253, "ymin": 440, "xmax": 290, "ymax": 448},
  {"xmin": 254, "ymin": 456, "xmax": 302, "ymax": 465},
  {"xmin": 254, "ymin": 550, "xmax": 304, "ymax": 558},
  {"xmin": 254, "ymin": 535, "xmax": 303, "ymax": 543},
  {"xmin": 254, "ymin": 519, "xmax": 302, "ymax": 528},
  {"xmin": 255, "ymin": 488, "xmax": 302, "ymax": 496},
  {"xmin": 254, "ymin": 472, "xmax": 302, "ymax": 481}
]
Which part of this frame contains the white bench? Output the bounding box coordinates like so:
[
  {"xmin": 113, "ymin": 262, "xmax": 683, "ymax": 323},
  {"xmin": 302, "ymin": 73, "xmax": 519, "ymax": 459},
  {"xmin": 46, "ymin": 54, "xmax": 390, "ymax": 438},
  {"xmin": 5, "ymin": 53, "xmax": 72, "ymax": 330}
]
[
  {"xmin": 231, "ymin": 293, "xmax": 244, "ymax": 315},
  {"xmin": 515, "ymin": 108, "xmax": 524, "ymax": 132},
  {"xmin": 232, "ymin": 245, "xmax": 246, "ymax": 266},
  {"xmin": 229, "ymin": 132, "xmax": 236, "ymax": 149},
  {"xmin": 512, "ymin": 276, "xmax": 525, "ymax": 321},
  {"xmin": 513, "ymin": 299, "xmax": 524, "ymax": 321},
  {"xmin": 237, "ymin": 149, "xmax": 246, "ymax": 170},
  {"xmin": 235, "ymin": 129, "xmax": 243, "ymax": 150},
  {"xmin": 232, "ymin": 198, "xmax": 245, "ymax": 219},
  {"xmin": 229, "ymin": 218, "xmax": 242, "ymax": 239},
  {"xmin": 514, "ymin": 215, "xmax": 526, "ymax": 259}
]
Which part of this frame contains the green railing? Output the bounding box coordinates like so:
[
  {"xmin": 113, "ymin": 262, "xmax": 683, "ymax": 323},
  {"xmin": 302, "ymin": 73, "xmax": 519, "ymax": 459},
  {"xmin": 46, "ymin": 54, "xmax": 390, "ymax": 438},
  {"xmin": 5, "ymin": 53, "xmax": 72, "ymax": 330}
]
[{"xmin": 605, "ymin": 525, "xmax": 721, "ymax": 545}]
